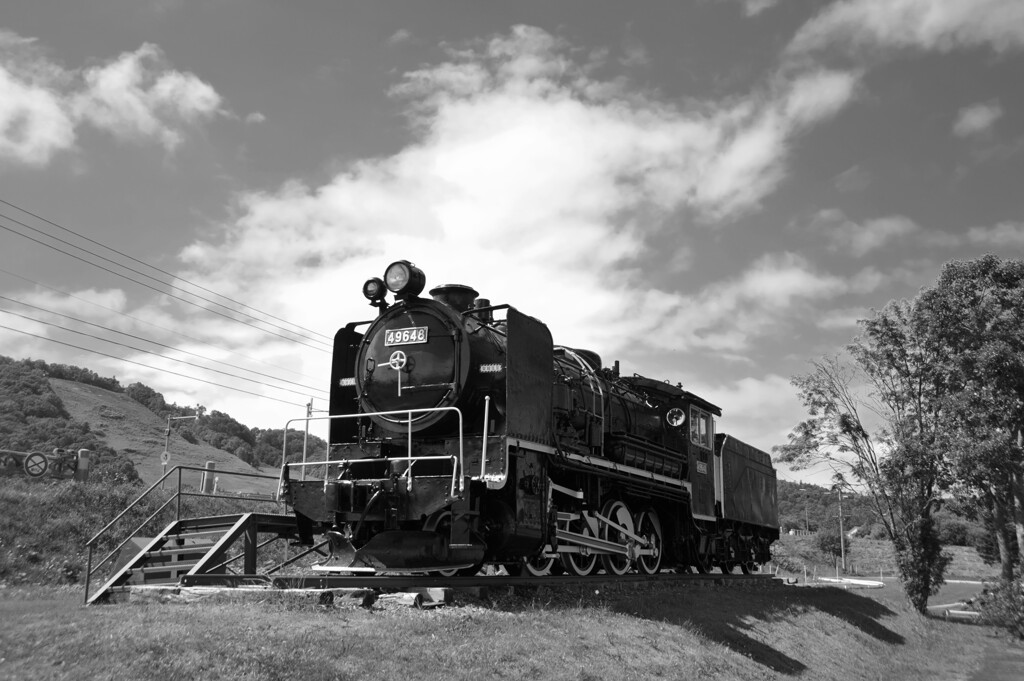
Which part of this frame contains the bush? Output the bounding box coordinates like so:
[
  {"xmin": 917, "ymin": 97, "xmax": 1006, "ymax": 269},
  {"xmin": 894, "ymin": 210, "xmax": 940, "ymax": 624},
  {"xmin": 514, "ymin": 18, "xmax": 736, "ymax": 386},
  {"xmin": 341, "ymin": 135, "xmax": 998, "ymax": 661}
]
[{"xmin": 977, "ymin": 579, "xmax": 1024, "ymax": 639}]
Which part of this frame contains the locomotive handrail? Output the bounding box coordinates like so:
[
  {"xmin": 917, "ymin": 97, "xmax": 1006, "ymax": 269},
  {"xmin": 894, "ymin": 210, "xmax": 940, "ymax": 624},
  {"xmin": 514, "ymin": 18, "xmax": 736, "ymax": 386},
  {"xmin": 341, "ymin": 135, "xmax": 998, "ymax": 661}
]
[
  {"xmin": 280, "ymin": 407, "xmax": 466, "ymax": 499},
  {"xmin": 557, "ymin": 346, "xmax": 606, "ymax": 459}
]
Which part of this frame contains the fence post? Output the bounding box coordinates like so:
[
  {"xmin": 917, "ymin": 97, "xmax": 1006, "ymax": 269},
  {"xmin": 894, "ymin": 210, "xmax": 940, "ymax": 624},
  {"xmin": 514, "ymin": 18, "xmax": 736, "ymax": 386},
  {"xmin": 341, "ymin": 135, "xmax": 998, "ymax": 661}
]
[
  {"xmin": 75, "ymin": 449, "xmax": 91, "ymax": 482},
  {"xmin": 201, "ymin": 462, "xmax": 216, "ymax": 493}
]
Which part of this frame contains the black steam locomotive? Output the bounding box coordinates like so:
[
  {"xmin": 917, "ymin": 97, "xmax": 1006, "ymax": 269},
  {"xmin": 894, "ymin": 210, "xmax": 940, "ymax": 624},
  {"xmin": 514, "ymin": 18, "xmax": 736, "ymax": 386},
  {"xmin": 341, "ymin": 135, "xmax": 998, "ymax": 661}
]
[{"xmin": 281, "ymin": 260, "xmax": 779, "ymax": 575}]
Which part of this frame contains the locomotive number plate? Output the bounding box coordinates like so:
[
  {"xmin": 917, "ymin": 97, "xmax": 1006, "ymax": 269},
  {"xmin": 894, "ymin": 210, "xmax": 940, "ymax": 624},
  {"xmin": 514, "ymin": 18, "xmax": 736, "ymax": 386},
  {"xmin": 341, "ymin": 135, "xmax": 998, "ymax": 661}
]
[{"xmin": 384, "ymin": 326, "xmax": 429, "ymax": 346}]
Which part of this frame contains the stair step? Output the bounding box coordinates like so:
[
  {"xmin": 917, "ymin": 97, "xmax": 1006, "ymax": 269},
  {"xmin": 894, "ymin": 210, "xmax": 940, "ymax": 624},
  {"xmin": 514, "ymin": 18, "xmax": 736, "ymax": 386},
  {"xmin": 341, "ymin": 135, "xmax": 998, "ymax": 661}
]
[
  {"xmin": 146, "ymin": 544, "xmax": 216, "ymax": 559},
  {"xmin": 165, "ymin": 529, "xmax": 227, "ymax": 541},
  {"xmin": 141, "ymin": 563, "xmax": 198, "ymax": 575}
]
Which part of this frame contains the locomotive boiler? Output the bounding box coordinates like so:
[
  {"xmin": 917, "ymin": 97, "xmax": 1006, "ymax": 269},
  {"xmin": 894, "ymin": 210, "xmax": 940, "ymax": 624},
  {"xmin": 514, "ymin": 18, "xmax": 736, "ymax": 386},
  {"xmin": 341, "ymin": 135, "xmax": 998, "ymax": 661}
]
[{"xmin": 281, "ymin": 260, "xmax": 779, "ymax": 575}]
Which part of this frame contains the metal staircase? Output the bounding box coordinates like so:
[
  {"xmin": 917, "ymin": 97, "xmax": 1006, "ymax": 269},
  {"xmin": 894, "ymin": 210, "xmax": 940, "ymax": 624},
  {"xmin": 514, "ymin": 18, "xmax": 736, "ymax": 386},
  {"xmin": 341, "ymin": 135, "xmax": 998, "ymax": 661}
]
[
  {"xmin": 83, "ymin": 465, "xmax": 309, "ymax": 605},
  {"xmin": 86, "ymin": 512, "xmax": 300, "ymax": 604}
]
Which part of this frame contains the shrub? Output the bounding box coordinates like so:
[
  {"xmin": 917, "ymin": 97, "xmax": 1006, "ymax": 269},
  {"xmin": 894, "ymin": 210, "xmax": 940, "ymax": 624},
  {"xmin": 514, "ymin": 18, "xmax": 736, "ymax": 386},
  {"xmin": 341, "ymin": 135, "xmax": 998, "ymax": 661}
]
[{"xmin": 977, "ymin": 579, "xmax": 1024, "ymax": 640}]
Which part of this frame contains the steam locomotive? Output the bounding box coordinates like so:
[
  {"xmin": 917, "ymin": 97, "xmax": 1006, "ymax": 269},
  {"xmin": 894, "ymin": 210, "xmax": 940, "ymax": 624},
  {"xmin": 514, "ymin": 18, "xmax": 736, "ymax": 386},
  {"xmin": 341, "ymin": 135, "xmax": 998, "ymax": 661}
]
[{"xmin": 281, "ymin": 260, "xmax": 779, "ymax": 575}]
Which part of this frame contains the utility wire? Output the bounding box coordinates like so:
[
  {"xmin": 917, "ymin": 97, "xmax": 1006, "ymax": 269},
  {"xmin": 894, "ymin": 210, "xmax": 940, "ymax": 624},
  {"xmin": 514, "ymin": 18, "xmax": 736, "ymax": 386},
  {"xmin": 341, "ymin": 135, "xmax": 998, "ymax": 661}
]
[
  {"xmin": 0, "ymin": 307, "xmax": 320, "ymax": 400},
  {"xmin": 0, "ymin": 266, "xmax": 328, "ymax": 384},
  {"xmin": 0, "ymin": 197, "xmax": 334, "ymax": 343},
  {"xmin": 0, "ymin": 215, "xmax": 332, "ymax": 353},
  {"xmin": 0, "ymin": 323, "xmax": 304, "ymax": 408},
  {"xmin": 0, "ymin": 295, "xmax": 329, "ymax": 398}
]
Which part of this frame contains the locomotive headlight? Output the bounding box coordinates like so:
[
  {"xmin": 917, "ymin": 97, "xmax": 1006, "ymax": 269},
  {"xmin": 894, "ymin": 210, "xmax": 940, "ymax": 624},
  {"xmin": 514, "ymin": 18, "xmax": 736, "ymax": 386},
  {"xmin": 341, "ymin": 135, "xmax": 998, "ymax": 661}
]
[
  {"xmin": 362, "ymin": 277, "xmax": 386, "ymax": 301},
  {"xmin": 665, "ymin": 407, "xmax": 686, "ymax": 428},
  {"xmin": 384, "ymin": 260, "xmax": 426, "ymax": 298}
]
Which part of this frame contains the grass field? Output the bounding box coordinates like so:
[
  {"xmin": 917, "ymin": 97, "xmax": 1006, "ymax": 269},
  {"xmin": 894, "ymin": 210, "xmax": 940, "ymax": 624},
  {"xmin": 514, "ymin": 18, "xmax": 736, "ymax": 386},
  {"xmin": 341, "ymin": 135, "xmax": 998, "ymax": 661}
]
[
  {"xmin": 769, "ymin": 533, "xmax": 1000, "ymax": 582},
  {"xmin": 0, "ymin": 578, "xmax": 1008, "ymax": 681},
  {"xmin": 2, "ymin": 478, "xmax": 1016, "ymax": 680}
]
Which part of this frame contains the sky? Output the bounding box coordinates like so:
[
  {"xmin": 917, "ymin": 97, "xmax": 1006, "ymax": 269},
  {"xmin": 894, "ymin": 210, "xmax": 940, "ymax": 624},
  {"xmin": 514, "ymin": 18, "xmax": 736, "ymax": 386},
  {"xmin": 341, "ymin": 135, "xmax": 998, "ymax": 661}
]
[{"xmin": 2, "ymin": 0, "xmax": 1023, "ymax": 484}]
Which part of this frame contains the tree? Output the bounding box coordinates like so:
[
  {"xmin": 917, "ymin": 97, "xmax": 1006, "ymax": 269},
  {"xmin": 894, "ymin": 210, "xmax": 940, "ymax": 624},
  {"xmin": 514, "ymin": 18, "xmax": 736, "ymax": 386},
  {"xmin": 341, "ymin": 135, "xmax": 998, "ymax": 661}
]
[
  {"xmin": 776, "ymin": 299, "xmax": 950, "ymax": 612},
  {"xmin": 914, "ymin": 256, "xmax": 1024, "ymax": 578},
  {"xmin": 815, "ymin": 522, "xmax": 851, "ymax": 567}
]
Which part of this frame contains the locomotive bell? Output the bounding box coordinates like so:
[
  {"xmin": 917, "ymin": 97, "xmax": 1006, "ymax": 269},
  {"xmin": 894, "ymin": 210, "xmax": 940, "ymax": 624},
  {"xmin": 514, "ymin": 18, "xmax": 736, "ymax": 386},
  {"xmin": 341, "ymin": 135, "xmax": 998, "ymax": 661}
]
[{"xmin": 429, "ymin": 284, "xmax": 479, "ymax": 312}]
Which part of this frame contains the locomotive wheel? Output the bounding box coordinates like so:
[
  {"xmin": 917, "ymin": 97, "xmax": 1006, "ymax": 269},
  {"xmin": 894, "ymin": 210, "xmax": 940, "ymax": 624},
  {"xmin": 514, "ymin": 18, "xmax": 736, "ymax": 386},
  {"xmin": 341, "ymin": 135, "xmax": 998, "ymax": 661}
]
[
  {"xmin": 506, "ymin": 554, "xmax": 557, "ymax": 577},
  {"xmin": 23, "ymin": 452, "xmax": 48, "ymax": 478},
  {"xmin": 691, "ymin": 536, "xmax": 713, "ymax": 574},
  {"xmin": 598, "ymin": 500, "xmax": 634, "ymax": 576},
  {"xmin": 560, "ymin": 515, "xmax": 598, "ymax": 576},
  {"xmin": 423, "ymin": 511, "xmax": 480, "ymax": 577},
  {"xmin": 738, "ymin": 536, "xmax": 756, "ymax": 574},
  {"xmin": 633, "ymin": 508, "xmax": 663, "ymax": 575}
]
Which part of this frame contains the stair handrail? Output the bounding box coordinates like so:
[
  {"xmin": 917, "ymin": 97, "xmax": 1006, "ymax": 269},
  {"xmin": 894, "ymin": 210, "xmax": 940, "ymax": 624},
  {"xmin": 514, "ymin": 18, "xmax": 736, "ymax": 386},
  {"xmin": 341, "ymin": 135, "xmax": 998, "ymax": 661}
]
[{"xmin": 83, "ymin": 465, "xmax": 279, "ymax": 605}]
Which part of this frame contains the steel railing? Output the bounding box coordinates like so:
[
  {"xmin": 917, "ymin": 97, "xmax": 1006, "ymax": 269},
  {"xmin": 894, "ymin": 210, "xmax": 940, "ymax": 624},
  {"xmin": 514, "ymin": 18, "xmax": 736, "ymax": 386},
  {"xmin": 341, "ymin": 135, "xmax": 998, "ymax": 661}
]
[
  {"xmin": 279, "ymin": 407, "xmax": 466, "ymax": 498},
  {"xmin": 82, "ymin": 465, "xmax": 280, "ymax": 604}
]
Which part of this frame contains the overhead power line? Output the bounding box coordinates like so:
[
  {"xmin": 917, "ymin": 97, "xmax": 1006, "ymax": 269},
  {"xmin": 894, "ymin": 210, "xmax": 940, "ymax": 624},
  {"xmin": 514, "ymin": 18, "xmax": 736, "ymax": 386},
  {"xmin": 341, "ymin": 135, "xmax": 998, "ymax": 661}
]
[
  {"xmin": 0, "ymin": 294, "xmax": 329, "ymax": 398},
  {"xmin": 0, "ymin": 197, "xmax": 334, "ymax": 343},
  {"xmin": 0, "ymin": 307, "xmax": 322, "ymax": 401},
  {"xmin": 0, "ymin": 267, "xmax": 328, "ymax": 384},
  {"xmin": 0, "ymin": 323, "xmax": 305, "ymax": 409},
  {"xmin": 0, "ymin": 214, "xmax": 333, "ymax": 354}
]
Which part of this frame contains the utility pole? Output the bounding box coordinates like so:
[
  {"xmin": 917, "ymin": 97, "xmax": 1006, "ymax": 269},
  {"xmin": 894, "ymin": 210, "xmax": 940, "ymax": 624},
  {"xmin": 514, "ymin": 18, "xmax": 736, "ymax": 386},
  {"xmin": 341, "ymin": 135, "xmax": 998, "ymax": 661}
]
[
  {"xmin": 162, "ymin": 414, "xmax": 199, "ymax": 485},
  {"xmin": 300, "ymin": 399, "xmax": 312, "ymax": 481},
  {"xmin": 833, "ymin": 483, "xmax": 846, "ymax": 572}
]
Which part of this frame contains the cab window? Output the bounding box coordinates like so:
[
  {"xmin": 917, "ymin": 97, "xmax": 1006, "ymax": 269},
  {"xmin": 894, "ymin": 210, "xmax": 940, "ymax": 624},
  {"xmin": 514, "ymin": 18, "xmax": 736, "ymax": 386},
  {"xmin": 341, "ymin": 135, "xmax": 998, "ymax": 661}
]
[{"xmin": 689, "ymin": 407, "xmax": 713, "ymax": 449}]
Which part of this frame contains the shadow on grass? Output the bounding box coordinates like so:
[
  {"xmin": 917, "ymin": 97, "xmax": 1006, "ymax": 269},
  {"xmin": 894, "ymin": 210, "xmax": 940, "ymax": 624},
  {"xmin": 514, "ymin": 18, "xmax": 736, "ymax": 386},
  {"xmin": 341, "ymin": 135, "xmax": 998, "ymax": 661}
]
[
  {"xmin": 488, "ymin": 582, "xmax": 904, "ymax": 677},
  {"xmin": 617, "ymin": 585, "xmax": 904, "ymax": 676}
]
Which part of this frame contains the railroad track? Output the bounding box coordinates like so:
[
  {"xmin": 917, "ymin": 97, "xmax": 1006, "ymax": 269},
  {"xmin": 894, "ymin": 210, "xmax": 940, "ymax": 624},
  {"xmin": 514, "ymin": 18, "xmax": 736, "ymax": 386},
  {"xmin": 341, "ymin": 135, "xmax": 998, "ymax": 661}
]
[{"xmin": 179, "ymin": 570, "xmax": 777, "ymax": 591}]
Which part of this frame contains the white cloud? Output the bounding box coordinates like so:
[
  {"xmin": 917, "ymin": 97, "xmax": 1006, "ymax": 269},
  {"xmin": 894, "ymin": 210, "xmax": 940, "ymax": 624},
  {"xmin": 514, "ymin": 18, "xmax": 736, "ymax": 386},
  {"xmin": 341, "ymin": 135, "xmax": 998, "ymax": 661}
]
[
  {"xmin": 244, "ymin": 112, "xmax": 266, "ymax": 124},
  {"xmin": 388, "ymin": 29, "xmax": 413, "ymax": 45},
  {"xmin": 742, "ymin": 0, "xmax": 779, "ymax": 17},
  {"xmin": 689, "ymin": 373, "xmax": 805, "ymax": 451},
  {"xmin": 833, "ymin": 165, "xmax": 870, "ymax": 193},
  {"xmin": 789, "ymin": 0, "xmax": 1024, "ymax": 57},
  {"xmin": 808, "ymin": 210, "xmax": 921, "ymax": 257},
  {"xmin": 816, "ymin": 307, "xmax": 869, "ymax": 331},
  {"xmin": 172, "ymin": 27, "xmax": 859, "ymax": 384},
  {"xmin": 953, "ymin": 101, "xmax": 1003, "ymax": 138},
  {"xmin": 967, "ymin": 222, "xmax": 1024, "ymax": 248},
  {"xmin": 0, "ymin": 31, "xmax": 225, "ymax": 166},
  {"xmin": 0, "ymin": 64, "xmax": 75, "ymax": 166},
  {"xmin": 719, "ymin": 0, "xmax": 779, "ymax": 17},
  {"xmin": 73, "ymin": 44, "xmax": 223, "ymax": 151}
]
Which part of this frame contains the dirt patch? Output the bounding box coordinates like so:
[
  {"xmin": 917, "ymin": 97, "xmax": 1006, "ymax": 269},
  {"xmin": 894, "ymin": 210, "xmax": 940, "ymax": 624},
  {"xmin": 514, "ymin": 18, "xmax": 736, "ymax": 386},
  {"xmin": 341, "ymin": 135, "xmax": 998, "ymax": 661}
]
[{"xmin": 49, "ymin": 379, "xmax": 277, "ymax": 495}]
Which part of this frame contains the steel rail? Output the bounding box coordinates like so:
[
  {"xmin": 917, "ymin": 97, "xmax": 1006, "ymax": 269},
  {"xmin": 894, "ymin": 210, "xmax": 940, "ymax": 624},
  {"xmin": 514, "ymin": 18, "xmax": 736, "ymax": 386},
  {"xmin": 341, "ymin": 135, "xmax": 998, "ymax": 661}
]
[{"xmin": 178, "ymin": 570, "xmax": 777, "ymax": 590}]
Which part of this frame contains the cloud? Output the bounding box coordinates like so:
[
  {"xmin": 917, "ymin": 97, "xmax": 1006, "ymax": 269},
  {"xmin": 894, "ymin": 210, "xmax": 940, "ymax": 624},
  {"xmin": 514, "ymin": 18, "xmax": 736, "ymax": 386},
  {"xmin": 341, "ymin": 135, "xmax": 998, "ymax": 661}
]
[
  {"xmin": 0, "ymin": 63, "xmax": 75, "ymax": 166},
  {"xmin": 833, "ymin": 165, "xmax": 870, "ymax": 193},
  {"xmin": 73, "ymin": 44, "xmax": 222, "ymax": 151},
  {"xmin": 0, "ymin": 31, "xmax": 225, "ymax": 166},
  {"xmin": 737, "ymin": 0, "xmax": 779, "ymax": 17},
  {"xmin": 807, "ymin": 209, "xmax": 921, "ymax": 257},
  {"xmin": 953, "ymin": 101, "xmax": 1003, "ymax": 138},
  {"xmin": 690, "ymin": 373, "xmax": 806, "ymax": 450},
  {"xmin": 244, "ymin": 112, "xmax": 266, "ymax": 124},
  {"xmin": 388, "ymin": 29, "xmax": 413, "ymax": 45},
  {"xmin": 815, "ymin": 306, "xmax": 869, "ymax": 331},
  {"xmin": 172, "ymin": 27, "xmax": 860, "ymax": 377},
  {"xmin": 966, "ymin": 222, "xmax": 1024, "ymax": 248},
  {"xmin": 788, "ymin": 0, "xmax": 1024, "ymax": 57}
]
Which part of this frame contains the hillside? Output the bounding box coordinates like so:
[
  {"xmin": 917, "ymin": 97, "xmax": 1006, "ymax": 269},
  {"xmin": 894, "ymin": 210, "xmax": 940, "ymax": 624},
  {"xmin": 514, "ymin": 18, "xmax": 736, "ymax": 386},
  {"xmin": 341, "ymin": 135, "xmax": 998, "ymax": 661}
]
[{"xmin": 49, "ymin": 379, "xmax": 277, "ymax": 495}]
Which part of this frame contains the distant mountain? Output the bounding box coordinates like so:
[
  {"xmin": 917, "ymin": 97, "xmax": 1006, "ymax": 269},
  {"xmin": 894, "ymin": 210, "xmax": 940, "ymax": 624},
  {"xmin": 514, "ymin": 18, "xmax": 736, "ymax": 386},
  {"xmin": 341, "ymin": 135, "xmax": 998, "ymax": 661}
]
[{"xmin": 776, "ymin": 479, "xmax": 881, "ymax": 534}]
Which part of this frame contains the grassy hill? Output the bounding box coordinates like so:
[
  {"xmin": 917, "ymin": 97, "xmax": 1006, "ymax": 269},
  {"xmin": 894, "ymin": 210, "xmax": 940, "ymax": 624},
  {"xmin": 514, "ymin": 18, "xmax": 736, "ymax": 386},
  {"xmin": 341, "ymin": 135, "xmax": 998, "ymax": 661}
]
[
  {"xmin": 49, "ymin": 379, "xmax": 277, "ymax": 494},
  {"xmin": 770, "ymin": 533, "xmax": 999, "ymax": 581}
]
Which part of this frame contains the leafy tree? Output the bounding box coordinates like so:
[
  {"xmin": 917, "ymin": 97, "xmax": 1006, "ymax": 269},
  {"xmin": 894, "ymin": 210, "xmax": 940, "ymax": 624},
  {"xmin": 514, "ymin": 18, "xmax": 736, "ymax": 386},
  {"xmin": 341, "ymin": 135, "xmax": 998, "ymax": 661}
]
[
  {"xmin": 815, "ymin": 521, "xmax": 852, "ymax": 567},
  {"xmin": 776, "ymin": 299, "xmax": 951, "ymax": 612},
  {"xmin": 913, "ymin": 255, "xmax": 1024, "ymax": 578}
]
